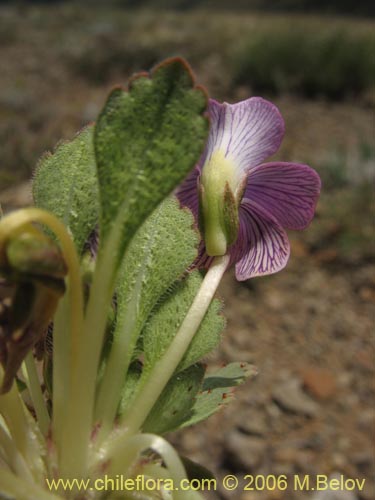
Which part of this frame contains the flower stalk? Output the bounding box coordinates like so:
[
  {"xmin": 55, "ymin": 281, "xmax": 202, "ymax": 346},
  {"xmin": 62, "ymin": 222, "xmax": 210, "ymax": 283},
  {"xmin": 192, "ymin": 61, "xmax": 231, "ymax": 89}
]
[
  {"xmin": 57, "ymin": 209, "xmax": 124, "ymax": 480},
  {"xmin": 120, "ymin": 254, "xmax": 229, "ymax": 435},
  {"xmin": 0, "ymin": 468, "xmax": 59, "ymax": 500},
  {"xmin": 23, "ymin": 352, "xmax": 50, "ymax": 436},
  {"xmin": 0, "ymin": 419, "xmax": 34, "ymax": 481},
  {"xmin": 0, "ymin": 363, "xmax": 47, "ymax": 478}
]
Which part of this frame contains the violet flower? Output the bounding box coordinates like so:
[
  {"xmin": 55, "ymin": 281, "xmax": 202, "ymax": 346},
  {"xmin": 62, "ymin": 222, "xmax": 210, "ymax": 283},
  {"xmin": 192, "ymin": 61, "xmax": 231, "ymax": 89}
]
[{"xmin": 177, "ymin": 98, "xmax": 321, "ymax": 281}]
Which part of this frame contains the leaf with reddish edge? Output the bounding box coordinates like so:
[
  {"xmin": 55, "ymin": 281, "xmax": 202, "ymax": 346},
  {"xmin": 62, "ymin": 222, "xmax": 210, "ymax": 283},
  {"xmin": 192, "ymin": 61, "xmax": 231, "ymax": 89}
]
[
  {"xmin": 94, "ymin": 57, "xmax": 209, "ymax": 263},
  {"xmin": 180, "ymin": 362, "xmax": 257, "ymax": 429}
]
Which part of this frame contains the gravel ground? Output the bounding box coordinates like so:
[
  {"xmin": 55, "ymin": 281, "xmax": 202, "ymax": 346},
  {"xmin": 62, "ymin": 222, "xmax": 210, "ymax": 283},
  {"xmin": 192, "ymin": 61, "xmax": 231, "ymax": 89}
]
[
  {"xmin": 171, "ymin": 250, "xmax": 375, "ymax": 500},
  {"xmin": 0, "ymin": 4, "xmax": 374, "ymax": 500}
]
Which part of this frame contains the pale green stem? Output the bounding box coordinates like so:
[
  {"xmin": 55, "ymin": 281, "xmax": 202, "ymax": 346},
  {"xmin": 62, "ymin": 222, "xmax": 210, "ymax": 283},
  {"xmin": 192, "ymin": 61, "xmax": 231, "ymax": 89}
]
[
  {"xmin": 0, "ymin": 208, "xmax": 85, "ymax": 478},
  {"xmin": 94, "ymin": 291, "xmax": 140, "ymax": 442},
  {"xmin": 121, "ymin": 255, "xmax": 229, "ymax": 435},
  {"xmin": 94, "ymin": 325, "xmax": 133, "ymax": 442},
  {"xmin": 106, "ymin": 433, "xmax": 190, "ymax": 500},
  {"xmin": 23, "ymin": 352, "xmax": 50, "ymax": 436},
  {"xmin": 58, "ymin": 213, "xmax": 124, "ymax": 480},
  {"xmin": 130, "ymin": 464, "xmax": 205, "ymax": 500},
  {"xmin": 0, "ymin": 209, "xmax": 83, "ymax": 363},
  {"xmin": 106, "ymin": 493, "xmax": 156, "ymax": 500},
  {"xmin": 0, "ymin": 366, "xmax": 44, "ymax": 481},
  {"xmin": 95, "ymin": 211, "xmax": 162, "ymax": 443},
  {"xmin": 51, "ymin": 295, "xmax": 70, "ymax": 452},
  {"xmin": 0, "ymin": 381, "xmax": 29, "ymax": 459},
  {"xmin": 0, "ymin": 208, "xmax": 83, "ymax": 468},
  {"xmin": 0, "ymin": 468, "xmax": 60, "ymax": 500},
  {"xmin": 141, "ymin": 463, "xmax": 175, "ymax": 481},
  {"xmin": 0, "ymin": 423, "xmax": 33, "ymax": 480}
]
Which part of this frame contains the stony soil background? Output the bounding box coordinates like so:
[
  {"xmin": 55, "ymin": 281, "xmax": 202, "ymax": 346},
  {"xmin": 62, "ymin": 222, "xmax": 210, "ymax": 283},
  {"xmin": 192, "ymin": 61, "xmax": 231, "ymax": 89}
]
[{"xmin": 0, "ymin": 4, "xmax": 374, "ymax": 500}]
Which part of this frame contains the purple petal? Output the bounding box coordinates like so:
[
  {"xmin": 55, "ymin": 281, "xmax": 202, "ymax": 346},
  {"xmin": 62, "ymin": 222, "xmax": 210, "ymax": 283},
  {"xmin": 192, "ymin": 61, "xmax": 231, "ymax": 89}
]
[
  {"xmin": 193, "ymin": 240, "xmax": 214, "ymax": 270},
  {"xmin": 175, "ymin": 166, "xmax": 200, "ymax": 220},
  {"xmin": 203, "ymin": 98, "xmax": 285, "ymax": 176},
  {"xmin": 232, "ymin": 199, "xmax": 290, "ymax": 280},
  {"xmin": 245, "ymin": 162, "xmax": 321, "ymax": 230}
]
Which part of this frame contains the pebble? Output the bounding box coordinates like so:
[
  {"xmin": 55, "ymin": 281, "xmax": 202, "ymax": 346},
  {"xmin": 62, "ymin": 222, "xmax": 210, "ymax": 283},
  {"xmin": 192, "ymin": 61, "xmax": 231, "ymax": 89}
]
[
  {"xmin": 351, "ymin": 451, "xmax": 374, "ymax": 474},
  {"xmin": 331, "ymin": 452, "xmax": 348, "ymax": 469},
  {"xmin": 273, "ymin": 447, "xmax": 297, "ymax": 463},
  {"xmin": 359, "ymin": 479, "xmax": 375, "ymax": 500},
  {"xmin": 356, "ymin": 409, "xmax": 375, "ymax": 433},
  {"xmin": 241, "ymin": 492, "xmax": 282, "ymax": 500},
  {"xmin": 301, "ymin": 366, "xmax": 337, "ymax": 400},
  {"xmin": 310, "ymin": 472, "xmax": 359, "ymax": 499},
  {"xmin": 272, "ymin": 378, "xmax": 319, "ymax": 417},
  {"xmin": 354, "ymin": 350, "xmax": 373, "ymax": 371},
  {"xmin": 311, "ymin": 491, "xmax": 358, "ymax": 500},
  {"xmin": 236, "ymin": 409, "xmax": 268, "ymax": 437},
  {"xmin": 240, "ymin": 493, "xmax": 264, "ymax": 500},
  {"xmin": 224, "ymin": 430, "xmax": 267, "ymax": 471}
]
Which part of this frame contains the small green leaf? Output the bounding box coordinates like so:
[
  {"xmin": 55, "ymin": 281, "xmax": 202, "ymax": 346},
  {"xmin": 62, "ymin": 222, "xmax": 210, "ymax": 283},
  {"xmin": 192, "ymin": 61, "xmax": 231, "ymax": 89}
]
[
  {"xmin": 143, "ymin": 270, "xmax": 225, "ymax": 374},
  {"xmin": 32, "ymin": 126, "xmax": 99, "ymax": 254},
  {"xmin": 180, "ymin": 362, "xmax": 257, "ymax": 429},
  {"xmin": 94, "ymin": 57, "xmax": 208, "ymax": 256},
  {"xmin": 142, "ymin": 364, "xmax": 205, "ymax": 434}
]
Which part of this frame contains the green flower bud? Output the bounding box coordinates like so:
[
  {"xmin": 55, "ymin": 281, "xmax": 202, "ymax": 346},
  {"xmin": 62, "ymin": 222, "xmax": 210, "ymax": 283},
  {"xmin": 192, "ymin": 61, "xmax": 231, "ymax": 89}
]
[
  {"xmin": 0, "ymin": 225, "xmax": 67, "ymax": 393},
  {"xmin": 4, "ymin": 229, "xmax": 67, "ymax": 282}
]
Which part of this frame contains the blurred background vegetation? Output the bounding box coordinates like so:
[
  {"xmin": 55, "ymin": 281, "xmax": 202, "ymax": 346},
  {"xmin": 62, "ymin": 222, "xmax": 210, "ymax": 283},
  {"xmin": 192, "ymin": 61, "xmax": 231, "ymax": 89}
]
[
  {"xmin": 0, "ymin": 2, "xmax": 374, "ymax": 498},
  {"xmin": 1, "ymin": 0, "xmax": 373, "ymax": 263}
]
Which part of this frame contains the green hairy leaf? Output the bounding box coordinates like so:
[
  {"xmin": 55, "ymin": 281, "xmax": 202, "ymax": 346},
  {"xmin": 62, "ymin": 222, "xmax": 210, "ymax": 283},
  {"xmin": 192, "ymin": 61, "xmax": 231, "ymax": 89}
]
[
  {"xmin": 115, "ymin": 196, "xmax": 199, "ymax": 363},
  {"xmin": 143, "ymin": 270, "xmax": 225, "ymax": 374},
  {"xmin": 98, "ymin": 197, "xmax": 200, "ymax": 422},
  {"xmin": 94, "ymin": 57, "xmax": 208, "ymax": 255},
  {"xmin": 32, "ymin": 126, "xmax": 99, "ymax": 254},
  {"xmin": 142, "ymin": 364, "xmax": 205, "ymax": 435},
  {"xmin": 117, "ymin": 361, "xmax": 143, "ymax": 416},
  {"xmin": 180, "ymin": 362, "xmax": 258, "ymax": 429}
]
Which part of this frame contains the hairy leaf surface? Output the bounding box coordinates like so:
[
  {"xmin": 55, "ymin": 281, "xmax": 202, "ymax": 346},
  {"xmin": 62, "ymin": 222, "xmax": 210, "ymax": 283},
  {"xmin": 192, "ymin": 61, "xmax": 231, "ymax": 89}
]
[
  {"xmin": 115, "ymin": 197, "xmax": 199, "ymax": 361},
  {"xmin": 32, "ymin": 126, "xmax": 98, "ymax": 253},
  {"xmin": 143, "ymin": 270, "xmax": 225, "ymax": 374},
  {"xmin": 180, "ymin": 362, "xmax": 257, "ymax": 428},
  {"xmin": 94, "ymin": 57, "xmax": 208, "ymax": 259},
  {"xmin": 142, "ymin": 364, "xmax": 205, "ymax": 434}
]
